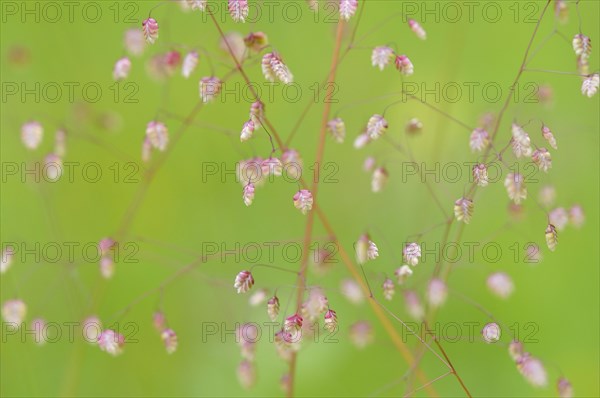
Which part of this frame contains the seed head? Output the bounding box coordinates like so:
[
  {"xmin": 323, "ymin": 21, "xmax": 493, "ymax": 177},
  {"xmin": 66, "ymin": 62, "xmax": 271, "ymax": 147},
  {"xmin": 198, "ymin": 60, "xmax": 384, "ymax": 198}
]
[
  {"xmin": 326, "ymin": 117, "xmax": 346, "ymax": 143},
  {"xmin": 21, "ymin": 121, "xmax": 43, "ymax": 150},
  {"xmin": 199, "ymin": 76, "xmax": 222, "ymax": 102},
  {"xmin": 182, "ymin": 51, "xmax": 199, "ymax": 78},
  {"xmin": 511, "ymin": 124, "xmax": 532, "ymax": 158},
  {"xmin": 301, "ymin": 289, "xmax": 328, "ymax": 322},
  {"xmin": 545, "ymin": 224, "xmax": 558, "ymax": 251},
  {"xmin": 554, "ymin": 0, "xmax": 568, "ymax": 23},
  {"xmin": 124, "ymin": 28, "xmax": 145, "ymax": 56},
  {"xmin": 242, "ymin": 183, "xmax": 255, "ymax": 206},
  {"xmin": 97, "ymin": 329, "xmax": 125, "ymax": 356},
  {"xmin": 113, "ymin": 57, "xmax": 131, "ymax": 81},
  {"xmin": 228, "ymin": 0, "xmax": 249, "ymax": 22},
  {"xmin": 557, "ymin": 377, "xmax": 574, "ymax": 398},
  {"xmin": 469, "ymin": 128, "xmax": 489, "ymax": 152},
  {"xmin": 339, "ymin": 0, "xmax": 358, "ymax": 21},
  {"xmin": 249, "ymin": 101, "xmax": 265, "ymax": 127},
  {"xmin": 454, "ymin": 197, "xmax": 474, "ymax": 224},
  {"xmin": 262, "ymin": 52, "xmax": 293, "ymax": 84},
  {"xmin": 366, "ymin": 114, "xmax": 388, "ymax": 140},
  {"xmin": 284, "ymin": 313, "xmax": 303, "ymax": 333},
  {"xmin": 482, "ymin": 322, "xmax": 501, "ymax": 343},
  {"xmin": 394, "ymin": 265, "xmax": 413, "ymax": 284},
  {"xmin": 581, "ymin": 73, "xmax": 599, "ymax": 97},
  {"xmin": 142, "ymin": 18, "xmax": 159, "ymax": 44},
  {"xmin": 240, "ymin": 120, "xmax": 255, "ymax": 142},
  {"xmin": 541, "ymin": 125, "xmax": 558, "ymax": 150},
  {"xmin": 267, "ymin": 296, "xmax": 280, "ymax": 321},
  {"xmin": 234, "ymin": 270, "xmax": 254, "ymax": 293},
  {"xmin": 2, "ymin": 299, "xmax": 26, "ymax": 325},
  {"xmin": 382, "ymin": 278, "xmax": 395, "ymax": 300},
  {"xmin": 161, "ymin": 328, "xmax": 178, "ymax": 354},
  {"xmin": 293, "ymin": 189, "xmax": 313, "ymax": 214},
  {"xmin": 349, "ymin": 321, "xmax": 373, "ymax": 348},
  {"xmin": 371, "ymin": 46, "xmax": 394, "ymax": 70},
  {"xmin": 505, "ymin": 173, "xmax": 527, "ymax": 204},
  {"xmin": 403, "ymin": 242, "xmax": 421, "ymax": 266},
  {"xmin": 261, "ymin": 157, "xmax": 283, "ymax": 177},
  {"xmin": 487, "ymin": 272, "xmax": 514, "ymax": 299},
  {"xmin": 532, "ymin": 148, "xmax": 552, "ymax": 172},
  {"xmin": 371, "ymin": 167, "xmax": 388, "ymax": 192},
  {"xmin": 517, "ymin": 354, "xmax": 548, "ymax": 387},
  {"xmin": 572, "ymin": 34, "xmax": 592, "ymax": 60},
  {"xmin": 549, "ymin": 207, "xmax": 568, "ymax": 231},
  {"xmin": 324, "ymin": 309, "xmax": 338, "ymax": 332},
  {"xmin": 281, "ymin": 149, "xmax": 303, "ymax": 179},
  {"xmin": 427, "ymin": 278, "xmax": 447, "ymax": 308},
  {"xmin": 404, "ymin": 290, "xmax": 424, "ymax": 320},
  {"xmin": 471, "ymin": 163, "xmax": 488, "ymax": 187},
  {"xmin": 408, "ymin": 19, "xmax": 426, "ymax": 40},
  {"xmin": 355, "ymin": 234, "xmax": 378, "ymax": 264},
  {"xmin": 395, "ymin": 55, "xmax": 414, "ymax": 75},
  {"xmin": 244, "ymin": 31, "xmax": 268, "ymax": 52},
  {"xmin": 569, "ymin": 205, "xmax": 585, "ymax": 228},
  {"xmin": 145, "ymin": 121, "xmax": 169, "ymax": 151}
]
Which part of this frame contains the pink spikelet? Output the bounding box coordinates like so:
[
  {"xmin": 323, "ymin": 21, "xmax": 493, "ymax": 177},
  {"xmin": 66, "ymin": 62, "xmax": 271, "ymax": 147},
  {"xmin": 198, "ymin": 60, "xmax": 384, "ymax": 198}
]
[
  {"xmin": 541, "ymin": 124, "xmax": 558, "ymax": 150},
  {"xmin": 237, "ymin": 360, "xmax": 256, "ymax": 389},
  {"xmin": 472, "ymin": 163, "xmax": 489, "ymax": 187},
  {"xmin": 153, "ymin": 311, "xmax": 167, "ymax": 332},
  {"xmin": 509, "ymin": 339, "xmax": 524, "ymax": 360},
  {"xmin": 124, "ymin": 29, "xmax": 145, "ymax": 56},
  {"xmin": 182, "ymin": 51, "xmax": 198, "ymax": 78},
  {"xmin": 82, "ymin": 316, "xmax": 102, "ymax": 343},
  {"xmin": 394, "ymin": 265, "xmax": 413, "ymax": 284},
  {"xmin": 569, "ymin": 205, "xmax": 585, "ymax": 228},
  {"xmin": 199, "ymin": 76, "xmax": 222, "ymax": 102},
  {"xmin": 339, "ymin": 0, "xmax": 357, "ymax": 21},
  {"xmin": 323, "ymin": 309, "xmax": 338, "ymax": 332},
  {"xmin": 487, "ymin": 272, "xmax": 514, "ymax": 299},
  {"xmin": 469, "ymin": 128, "xmax": 489, "ymax": 152},
  {"xmin": 408, "ymin": 19, "xmax": 426, "ymax": 40},
  {"xmin": 557, "ymin": 377, "xmax": 574, "ymax": 398},
  {"xmin": 2, "ymin": 299, "xmax": 27, "ymax": 324},
  {"xmin": 511, "ymin": 123, "xmax": 532, "ymax": 158},
  {"xmin": 21, "ymin": 121, "xmax": 43, "ymax": 150},
  {"xmin": 267, "ymin": 296, "xmax": 280, "ymax": 321},
  {"xmin": 349, "ymin": 321, "xmax": 373, "ymax": 348},
  {"xmin": 145, "ymin": 121, "xmax": 169, "ymax": 151},
  {"xmin": 404, "ymin": 290, "xmax": 424, "ymax": 320},
  {"xmin": 284, "ymin": 313, "xmax": 303, "ymax": 333},
  {"xmin": 249, "ymin": 101, "xmax": 265, "ymax": 127},
  {"xmin": 327, "ymin": 117, "xmax": 346, "ymax": 143},
  {"xmin": 505, "ymin": 173, "xmax": 527, "ymax": 204},
  {"xmin": 395, "ymin": 55, "xmax": 414, "ymax": 75},
  {"xmin": 353, "ymin": 132, "xmax": 371, "ymax": 149},
  {"xmin": 186, "ymin": 0, "xmax": 207, "ymax": 11},
  {"xmin": 113, "ymin": 57, "xmax": 131, "ymax": 81},
  {"xmin": 427, "ymin": 278, "xmax": 447, "ymax": 308},
  {"xmin": 454, "ymin": 197, "xmax": 474, "ymax": 224},
  {"xmin": 293, "ymin": 189, "xmax": 313, "ymax": 215},
  {"xmin": 281, "ymin": 149, "xmax": 303, "ymax": 180},
  {"xmin": 228, "ymin": 0, "xmax": 249, "ymax": 22},
  {"xmin": 262, "ymin": 52, "xmax": 293, "ymax": 84},
  {"xmin": 243, "ymin": 183, "xmax": 255, "ymax": 206},
  {"xmin": 366, "ymin": 114, "xmax": 388, "ymax": 140},
  {"xmin": 545, "ymin": 224, "xmax": 558, "ymax": 251},
  {"xmin": 550, "ymin": 207, "xmax": 568, "ymax": 231},
  {"xmin": 97, "ymin": 329, "xmax": 125, "ymax": 356},
  {"xmin": 532, "ymin": 148, "xmax": 552, "ymax": 172},
  {"xmin": 234, "ymin": 270, "xmax": 254, "ymax": 293},
  {"xmin": 572, "ymin": 34, "xmax": 592, "ymax": 60},
  {"xmin": 581, "ymin": 73, "xmax": 599, "ymax": 97},
  {"xmin": 371, "ymin": 167, "xmax": 388, "ymax": 192},
  {"xmin": 142, "ymin": 18, "xmax": 159, "ymax": 44},
  {"xmin": 161, "ymin": 328, "xmax": 178, "ymax": 354},
  {"xmin": 482, "ymin": 322, "xmax": 501, "ymax": 343},
  {"xmin": 355, "ymin": 234, "xmax": 378, "ymax": 265},
  {"xmin": 44, "ymin": 154, "xmax": 62, "ymax": 182},
  {"xmin": 382, "ymin": 278, "xmax": 395, "ymax": 300},
  {"xmin": 517, "ymin": 354, "xmax": 548, "ymax": 387},
  {"xmin": 371, "ymin": 46, "xmax": 394, "ymax": 70},
  {"xmin": 240, "ymin": 120, "xmax": 255, "ymax": 142},
  {"xmin": 403, "ymin": 242, "xmax": 421, "ymax": 266}
]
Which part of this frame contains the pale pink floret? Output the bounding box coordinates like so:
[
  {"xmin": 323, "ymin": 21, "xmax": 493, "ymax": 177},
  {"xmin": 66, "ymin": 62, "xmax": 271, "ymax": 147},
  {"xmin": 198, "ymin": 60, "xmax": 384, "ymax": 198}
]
[
  {"xmin": 145, "ymin": 121, "xmax": 169, "ymax": 151},
  {"xmin": 382, "ymin": 278, "xmax": 395, "ymax": 300},
  {"xmin": 284, "ymin": 313, "xmax": 303, "ymax": 332},
  {"xmin": 339, "ymin": 0, "xmax": 358, "ymax": 21},
  {"xmin": 293, "ymin": 189, "xmax": 313, "ymax": 214},
  {"xmin": 323, "ymin": 309, "xmax": 338, "ymax": 332},
  {"xmin": 557, "ymin": 377, "xmax": 574, "ymax": 398},
  {"xmin": 186, "ymin": 0, "xmax": 207, "ymax": 11},
  {"xmin": 327, "ymin": 117, "xmax": 346, "ymax": 143},
  {"xmin": 482, "ymin": 322, "xmax": 501, "ymax": 343},
  {"xmin": 161, "ymin": 328, "xmax": 178, "ymax": 354},
  {"xmin": 21, "ymin": 121, "xmax": 43, "ymax": 150},
  {"xmin": 572, "ymin": 34, "xmax": 591, "ymax": 60},
  {"xmin": 511, "ymin": 123, "xmax": 532, "ymax": 158},
  {"xmin": 242, "ymin": 183, "xmax": 255, "ymax": 206},
  {"xmin": 113, "ymin": 57, "xmax": 131, "ymax": 81},
  {"xmin": 549, "ymin": 207, "xmax": 569, "ymax": 231},
  {"xmin": 228, "ymin": 0, "xmax": 249, "ymax": 22},
  {"xmin": 349, "ymin": 321, "xmax": 373, "ymax": 348},
  {"xmin": 395, "ymin": 55, "xmax": 414, "ymax": 75},
  {"xmin": 541, "ymin": 125, "xmax": 558, "ymax": 149},
  {"xmin": 234, "ymin": 270, "xmax": 254, "ymax": 293},
  {"xmin": 532, "ymin": 148, "xmax": 552, "ymax": 172},
  {"xmin": 473, "ymin": 163, "xmax": 489, "ymax": 187},
  {"xmin": 82, "ymin": 316, "xmax": 102, "ymax": 343},
  {"xmin": 97, "ymin": 329, "xmax": 125, "ymax": 356},
  {"xmin": 569, "ymin": 205, "xmax": 585, "ymax": 228},
  {"xmin": 469, "ymin": 128, "xmax": 489, "ymax": 152},
  {"xmin": 267, "ymin": 296, "xmax": 280, "ymax": 321},
  {"xmin": 581, "ymin": 73, "xmax": 599, "ymax": 97},
  {"xmin": 403, "ymin": 242, "xmax": 421, "ymax": 266},
  {"xmin": 545, "ymin": 224, "xmax": 558, "ymax": 252},
  {"xmin": 454, "ymin": 197, "xmax": 474, "ymax": 224},
  {"xmin": 517, "ymin": 354, "xmax": 548, "ymax": 387},
  {"xmin": 182, "ymin": 51, "xmax": 199, "ymax": 78},
  {"xmin": 199, "ymin": 76, "xmax": 222, "ymax": 103},
  {"xmin": 371, "ymin": 167, "xmax": 388, "ymax": 192},
  {"xmin": 505, "ymin": 173, "xmax": 527, "ymax": 204},
  {"xmin": 31, "ymin": 318, "xmax": 46, "ymax": 345},
  {"xmin": 341, "ymin": 278, "xmax": 364, "ymax": 304},
  {"xmin": 142, "ymin": 18, "xmax": 159, "ymax": 44},
  {"xmin": 2, "ymin": 299, "xmax": 27, "ymax": 325},
  {"xmin": 237, "ymin": 360, "xmax": 256, "ymax": 389},
  {"xmin": 404, "ymin": 290, "xmax": 424, "ymax": 319},
  {"xmin": 124, "ymin": 29, "xmax": 145, "ymax": 56},
  {"xmin": 262, "ymin": 52, "xmax": 293, "ymax": 84},
  {"xmin": 427, "ymin": 278, "xmax": 447, "ymax": 308},
  {"xmin": 371, "ymin": 46, "xmax": 394, "ymax": 70},
  {"xmin": 487, "ymin": 272, "xmax": 514, "ymax": 299},
  {"xmin": 355, "ymin": 234, "xmax": 378, "ymax": 264},
  {"xmin": 366, "ymin": 114, "xmax": 388, "ymax": 140},
  {"xmin": 394, "ymin": 265, "xmax": 413, "ymax": 285},
  {"xmin": 240, "ymin": 120, "xmax": 255, "ymax": 142},
  {"xmin": 408, "ymin": 19, "xmax": 426, "ymax": 40},
  {"xmin": 353, "ymin": 133, "xmax": 371, "ymax": 149},
  {"xmin": 1, "ymin": 247, "xmax": 15, "ymax": 274},
  {"xmin": 44, "ymin": 153, "xmax": 62, "ymax": 181}
]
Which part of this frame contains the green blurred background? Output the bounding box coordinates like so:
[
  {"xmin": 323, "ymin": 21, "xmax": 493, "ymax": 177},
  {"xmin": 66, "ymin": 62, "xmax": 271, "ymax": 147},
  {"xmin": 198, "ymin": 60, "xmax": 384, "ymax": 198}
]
[{"xmin": 1, "ymin": 1, "xmax": 598, "ymax": 396}]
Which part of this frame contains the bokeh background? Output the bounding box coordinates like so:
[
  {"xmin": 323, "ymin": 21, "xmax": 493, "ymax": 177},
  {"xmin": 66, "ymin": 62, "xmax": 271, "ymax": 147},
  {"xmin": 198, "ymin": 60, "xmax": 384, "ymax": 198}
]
[{"xmin": 1, "ymin": 1, "xmax": 598, "ymax": 396}]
